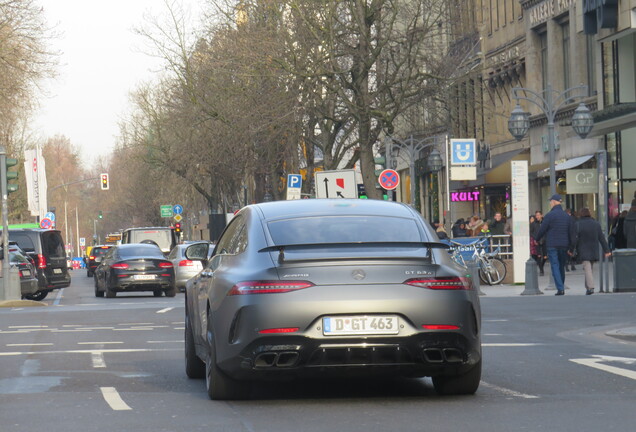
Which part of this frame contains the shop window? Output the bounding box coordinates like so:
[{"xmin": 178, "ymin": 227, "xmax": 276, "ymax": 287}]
[{"xmin": 586, "ymin": 34, "xmax": 597, "ymax": 96}]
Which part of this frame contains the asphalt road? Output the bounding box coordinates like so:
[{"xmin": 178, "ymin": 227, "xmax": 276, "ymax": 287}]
[{"xmin": 1, "ymin": 272, "xmax": 635, "ymax": 432}]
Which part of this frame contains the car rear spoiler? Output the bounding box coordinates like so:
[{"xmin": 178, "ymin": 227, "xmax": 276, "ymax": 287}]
[{"xmin": 259, "ymin": 241, "xmax": 450, "ymax": 264}]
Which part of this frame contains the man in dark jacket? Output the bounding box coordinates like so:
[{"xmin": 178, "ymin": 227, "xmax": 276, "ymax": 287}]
[
  {"xmin": 574, "ymin": 207, "xmax": 611, "ymax": 295},
  {"xmin": 535, "ymin": 194, "xmax": 576, "ymax": 295},
  {"xmin": 623, "ymin": 199, "xmax": 636, "ymax": 248},
  {"xmin": 489, "ymin": 212, "xmax": 506, "ymax": 235}
]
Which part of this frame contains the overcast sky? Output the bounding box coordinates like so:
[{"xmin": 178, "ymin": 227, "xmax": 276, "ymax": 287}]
[{"xmin": 33, "ymin": 0, "xmax": 202, "ymax": 167}]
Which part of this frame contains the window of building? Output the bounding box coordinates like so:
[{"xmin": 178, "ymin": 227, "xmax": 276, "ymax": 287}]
[
  {"xmin": 586, "ymin": 34, "xmax": 597, "ymax": 95},
  {"xmin": 561, "ymin": 22, "xmax": 570, "ymax": 91},
  {"xmin": 602, "ymin": 40, "xmax": 619, "ymax": 106},
  {"xmin": 539, "ymin": 31, "xmax": 548, "ymax": 90}
]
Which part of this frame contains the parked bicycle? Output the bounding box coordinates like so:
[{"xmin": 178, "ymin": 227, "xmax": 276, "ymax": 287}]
[{"xmin": 449, "ymin": 239, "xmax": 507, "ymax": 285}]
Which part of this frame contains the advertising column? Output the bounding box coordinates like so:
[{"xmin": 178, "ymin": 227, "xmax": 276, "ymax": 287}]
[{"xmin": 511, "ymin": 161, "xmax": 530, "ymax": 283}]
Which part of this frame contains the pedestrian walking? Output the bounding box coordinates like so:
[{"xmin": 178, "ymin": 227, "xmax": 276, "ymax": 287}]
[
  {"xmin": 573, "ymin": 207, "xmax": 611, "ymax": 295},
  {"xmin": 609, "ymin": 210, "xmax": 628, "ymax": 249},
  {"xmin": 534, "ymin": 194, "xmax": 576, "ymax": 295},
  {"xmin": 530, "ymin": 211, "xmax": 547, "ymax": 276},
  {"xmin": 623, "ymin": 199, "xmax": 636, "ymax": 248}
]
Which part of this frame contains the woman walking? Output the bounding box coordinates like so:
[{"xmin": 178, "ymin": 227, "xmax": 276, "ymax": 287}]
[{"xmin": 573, "ymin": 207, "xmax": 611, "ymax": 295}]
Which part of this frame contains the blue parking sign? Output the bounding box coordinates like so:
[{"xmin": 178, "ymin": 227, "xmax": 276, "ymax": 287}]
[
  {"xmin": 450, "ymin": 139, "xmax": 477, "ymax": 165},
  {"xmin": 287, "ymin": 174, "xmax": 302, "ymax": 189}
]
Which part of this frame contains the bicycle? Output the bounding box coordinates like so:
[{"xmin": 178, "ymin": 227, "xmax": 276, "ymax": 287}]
[{"xmin": 449, "ymin": 239, "xmax": 507, "ymax": 285}]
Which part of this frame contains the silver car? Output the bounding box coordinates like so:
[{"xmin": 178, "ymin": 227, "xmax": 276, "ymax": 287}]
[
  {"xmin": 184, "ymin": 199, "xmax": 481, "ymax": 400},
  {"xmin": 168, "ymin": 243, "xmax": 213, "ymax": 292}
]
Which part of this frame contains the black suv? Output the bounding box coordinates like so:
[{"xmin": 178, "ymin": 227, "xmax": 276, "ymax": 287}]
[{"xmin": 8, "ymin": 229, "xmax": 72, "ymax": 301}]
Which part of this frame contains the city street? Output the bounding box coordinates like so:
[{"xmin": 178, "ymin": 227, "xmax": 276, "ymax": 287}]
[{"xmin": 1, "ymin": 272, "xmax": 636, "ymax": 432}]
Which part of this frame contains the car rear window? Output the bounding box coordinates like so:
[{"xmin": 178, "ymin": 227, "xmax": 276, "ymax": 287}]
[
  {"xmin": 92, "ymin": 247, "xmax": 111, "ymax": 257},
  {"xmin": 129, "ymin": 229, "xmax": 173, "ymax": 252},
  {"xmin": 267, "ymin": 215, "xmax": 423, "ymax": 245},
  {"xmin": 119, "ymin": 245, "xmax": 164, "ymax": 258},
  {"xmin": 9, "ymin": 233, "xmax": 36, "ymax": 253},
  {"xmin": 41, "ymin": 231, "xmax": 66, "ymax": 257}
]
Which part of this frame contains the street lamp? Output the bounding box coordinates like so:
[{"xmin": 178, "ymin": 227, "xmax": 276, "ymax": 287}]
[
  {"xmin": 385, "ymin": 135, "xmax": 443, "ymax": 207},
  {"xmin": 507, "ymin": 84, "xmax": 594, "ymax": 196}
]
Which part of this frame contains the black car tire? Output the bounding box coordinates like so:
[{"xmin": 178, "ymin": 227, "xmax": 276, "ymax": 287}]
[
  {"xmin": 432, "ymin": 359, "xmax": 482, "ymax": 395},
  {"xmin": 25, "ymin": 290, "xmax": 48, "ymax": 301},
  {"xmin": 205, "ymin": 313, "xmax": 250, "ymax": 400},
  {"xmin": 153, "ymin": 290, "xmax": 163, "ymax": 297},
  {"xmin": 95, "ymin": 285, "xmax": 104, "ymax": 298},
  {"xmin": 87, "ymin": 270, "xmax": 92, "ymax": 277},
  {"xmin": 165, "ymin": 285, "xmax": 177, "ymax": 297},
  {"xmin": 185, "ymin": 313, "xmax": 205, "ymax": 379}
]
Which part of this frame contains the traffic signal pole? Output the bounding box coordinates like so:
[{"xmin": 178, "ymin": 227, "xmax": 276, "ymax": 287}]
[{"xmin": 0, "ymin": 147, "xmax": 12, "ymax": 299}]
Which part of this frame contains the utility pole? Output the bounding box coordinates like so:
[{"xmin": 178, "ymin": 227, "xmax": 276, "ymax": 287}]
[{"xmin": 1, "ymin": 147, "xmax": 13, "ymax": 299}]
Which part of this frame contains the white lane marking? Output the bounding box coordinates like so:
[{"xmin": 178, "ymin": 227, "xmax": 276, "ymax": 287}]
[
  {"xmin": 570, "ymin": 355, "xmax": 636, "ymax": 381},
  {"xmin": 118, "ymin": 323, "xmax": 154, "ymax": 326},
  {"xmin": 484, "ymin": 333, "xmax": 503, "ymax": 336},
  {"xmin": 51, "ymin": 329, "xmax": 92, "ymax": 333},
  {"xmin": 483, "ymin": 343, "xmax": 541, "ymax": 347},
  {"xmin": 53, "ymin": 289, "xmax": 64, "ymax": 306},
  {"xmin": 113, "ymin": 328, "xmax": 153, "ymax": 331},
  {"xmin": 174, "ymin": 327, "xmax": 185, "ymax": 330},
  {"xmin": 92, "ymin": 352, "xmax": 106, "ymax": 368},
  {"xmin": 9, "ymin": 325, "xmax": 48, "ymax": 329},
  {"xmin": 0, "ymin": 348, "xmax": 179, "ymax": 357},
  {"xmin": 156, "ymin": 307, "xmax": 174, "ymax": 314},
  {"xmin": 147, "ymin": 340, "xmax": 182, "ymax": 344},
  {"xmin": 480, "ymin": 381, "xmax": 539, "ymax": 399},
  {"xmin": 7, "ymin": 343, "xmax": 54, "ymax": 347},
  {"xmin": 484, "ymin": 319, "xmax": 508, "ymax": 322},
  {"xmin": 171, "ymin": 322, "xmax": 185, "ymax": 325},
  {"xmin": 77, "ymin": 342, "xmax": 123, "ymax": 345},
  {"xmin": 100, "ymin": 387, "xmax": 132, "ymax": 411}
]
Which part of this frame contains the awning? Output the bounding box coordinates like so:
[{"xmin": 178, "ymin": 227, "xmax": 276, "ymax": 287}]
[{"xmin": 554, "ymin": 154, "xmax": 594, "ymax": 171}]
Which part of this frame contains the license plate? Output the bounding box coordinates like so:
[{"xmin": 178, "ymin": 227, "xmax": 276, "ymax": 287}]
[
  {"xmin": 323, "ymin": 315, "xmax": 399, "ymax": 336},
  {"xmin": 22, "ymin": 270, "xmax": 31, "ymax": 277},
  {"xmin": 134, "ymin": 274, "xmax": 155, "ymax": 280},
  {"xmin": 53, "ymin": 268, "xmax": 62, "ymax": 274}
]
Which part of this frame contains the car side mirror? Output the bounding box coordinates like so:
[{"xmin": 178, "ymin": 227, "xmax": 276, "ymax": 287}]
[{"xmin": 185, "ymin": 243, "xmax": 210, "ymax": 266}]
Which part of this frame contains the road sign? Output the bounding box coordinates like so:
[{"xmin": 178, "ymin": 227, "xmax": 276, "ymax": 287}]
[
  {"xmin": 160, "ymin": 205, "xmax": 173, "ymax": 218},
  {"xmin": 45, "ymin": 211, "xmax": 56, "ymax": 221},
  {"xmin": 315, "ymin": 170, "xmax": 357, "ymax": 199},
  {"xmin": 174, "ymin": 214, "xmax": 183, "ymax": 222},
  {"xmin": 40, "ymin": 217, "xmax": 53, "ymax": 229},
  {"xmin": 80, "ymin": 237, "xmax": 86, "ymax": 246},
  {"xmin": 286, "ymin": 174, "xmax": 302, "ymax": 200},
  {"xmin": 173, "ymin": 204, "xmax": 183, "ymax": 215},
  {"xmin": 450, "ymin": 139, "xmax": 477, "ymax": 165},
  {"xmin": 378, "ymin": 169, "xmax": 400, "ymax": 190}
]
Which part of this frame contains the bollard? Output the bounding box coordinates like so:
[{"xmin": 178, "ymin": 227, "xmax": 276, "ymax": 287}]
[
  {"xmin": 467, "ymin": 259, "xmax": 485, "ymax": 296},
  {"xmin": 521, "ymin": 258, "xmax": 543, "ymax": 295}
]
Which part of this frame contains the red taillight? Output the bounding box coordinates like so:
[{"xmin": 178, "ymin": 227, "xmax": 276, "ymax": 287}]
[
  {"xmin": 422, "ymin": 324, "xmax": 461, "ymax": 330},
  {"xmin": 159, "ymin": 262, "xmax": 173, "ymax": 268},
  {"xmin": 228, "ymin": 281, "xmax": 314, "ymax": 296},
  {"xmin": 405, "ymin": 277, "xmax": 472, "ymax": 290},
  {"xmin": 89, "ymin": 256, "xmax": 95, "ymax": 260},
  {"xmin": 111, "ymin": 263, "xmax": 129, "ymax": 269},
  {"xmin": 18, "ymin": 270, "xmax": 24, "ymax": 277},
  {"xmin": 258, "ymin": 327, "xmax": 299, "ymax": 334},
  {"xmin": 37, "ymin": 254, "xmax": 46, "ymax": 269},
  {"xmin": 178, "ymin": 260, "xmax": 194, "ymax": 267}
]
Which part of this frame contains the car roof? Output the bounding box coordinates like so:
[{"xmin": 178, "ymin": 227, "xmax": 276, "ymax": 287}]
[{"xmin": 249, "ymin": 199, "xmax": 418, "ymax": 221}]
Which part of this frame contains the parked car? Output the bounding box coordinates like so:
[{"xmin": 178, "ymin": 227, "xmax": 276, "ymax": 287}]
[
  {"xmin": 85, "ymin": 245, "xmax": 113, "ymax": 277},
  {"xmin": 11, "ymin": 250, "xmax": 39, "ymax": 298},
  {"xmin": 7, "ymin": 229, "xmax": 71, "ymax": 301},
  {"xmin": 120, "ymin": 227, "xmax": 177, "ymax": 256},
  {"xmin": 93, "ymin": 243, "xmax": 176, "ymax": 298},
  {"xmin": 167, "ymin": 242, "xmax": 214, "ymax": 292},
  {"xmin": 183, "ymin": 199, "xmax": 482, "ymax": 400}
]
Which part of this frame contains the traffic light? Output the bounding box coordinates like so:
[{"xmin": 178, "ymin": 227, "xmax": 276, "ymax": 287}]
[
  {"xmin": 374, "ymin": 156, "xmax": 386, "ymax": 177},
  {"xmin": 100, "ymin": 173, "xmax": 109, "ymax": 190},
  {"xmin": 4, "ymin": 156, "xmax": 18, "ymax": 194},
  {"xmin": 98, "ymin": 211, "xmax": 103, "ymax": 219},
  {"xmin": 174, "ymin": 222, "xmax": 181, "ymax": 234}
]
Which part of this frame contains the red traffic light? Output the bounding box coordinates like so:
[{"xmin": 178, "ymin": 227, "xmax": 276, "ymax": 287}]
[
  {"xmin": 175, "ymin": 222, "xmax": 181, "ymax": 233},
  {"xmin": 100, "ymin": 173, "xmax": 109, "ymax": 190}
]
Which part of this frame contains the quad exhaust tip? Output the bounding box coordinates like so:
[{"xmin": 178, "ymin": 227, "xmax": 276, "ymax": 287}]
[
  {"xmin": 254, "ymin": 351, "xmax": 300, "ymax": 368},
  {"xmin": 422, "ymin": 348, "xmax": 464, "ymax": 363}
]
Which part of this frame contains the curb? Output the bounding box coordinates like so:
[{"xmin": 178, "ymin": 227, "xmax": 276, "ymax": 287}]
[
  {"xmin": 0, "ymin": 299, "xmax": 47, "ymax": 308},
  {"xmin": 605, "ymin": 327, "xmax": 636, "ymax": 343}
]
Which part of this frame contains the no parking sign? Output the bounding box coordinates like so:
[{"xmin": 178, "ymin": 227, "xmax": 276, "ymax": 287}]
[{"xmin": 378, "ymin": 169, "xmax": 400, "ymax": 190}]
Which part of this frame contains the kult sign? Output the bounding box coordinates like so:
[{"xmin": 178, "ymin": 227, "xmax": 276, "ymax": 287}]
[{"xmin": 451, "ymin": 191, "xmax": 480, "ymax": 202}]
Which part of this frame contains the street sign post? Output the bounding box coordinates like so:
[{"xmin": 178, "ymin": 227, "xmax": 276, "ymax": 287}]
[
  {"xmin": 160, "ymin": 205, "xmax": 173, "ymax": 218},
  {"xmin": 173, "ymin": 204, "xmax": 183, "ymax": 215},
  {"xmin": 174, "ymin": 214, "xmax": 183, "ymax": 222},
  {"xmin": 378, "ymin": 169, "xmax": 400, "ymax": 190},
  {"xmin": 314, "ymin": 170, "xmax": 357, "ymax": 199},
  {"xmin": 286, "ymin": 174, "xmax": 302, "ymax": 200}
]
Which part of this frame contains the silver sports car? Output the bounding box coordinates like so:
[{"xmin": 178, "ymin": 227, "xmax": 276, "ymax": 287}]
[{"xmin": 184, "ymin": 199, "xmax": 481, "ymax": 400}]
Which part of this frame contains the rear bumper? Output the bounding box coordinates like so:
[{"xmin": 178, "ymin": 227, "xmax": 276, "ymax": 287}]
[
  {"xmin": 111, "ymin": 276, "xmax": 174, "ymax": 292},
  {"xmin": 38, "ymin": 271, "xmax": 71, "ymax": 290},
  {"xmin": 20, "ymin": 278, "xmax": 39, "ymax": 296}
]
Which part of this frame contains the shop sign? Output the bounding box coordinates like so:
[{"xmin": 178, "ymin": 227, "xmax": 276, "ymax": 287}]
[
  {"xmin": 583, "ymin": 0, "xmax": 618, "ymax": 34},
  {"xmin": 451, "ymin": 191, "xmax": 480, "ymax": 202},
  {"xmin": 566, "ymin": 169, "xmax": 598, "ymax": 194},
  {"xmin": 529, "ymin": 0, "xmax": 575, "ymax": 28}
]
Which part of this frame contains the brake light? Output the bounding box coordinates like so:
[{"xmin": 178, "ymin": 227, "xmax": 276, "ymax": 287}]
[
  {"xmin": 228, "ymin": 281, "xmax": 314, "ymax": 295},
  {"xmin": 405, "ymin": 277, "xmax": 472, "ymax": 290},
  {"xmin": 258, "ymin": 327, "xmax": 299, "ymax": 334},
  {"xmin": 37, "ymin": 254, "xmax": 46, "ymax": 269},
  {"xmin": 422, "ymin": 325, "xmax": 460, "ymax": 330},
  {"xmin": 178, "ymin": 260, "xmax": 194, "ymax": 267},
  {"xmin": 111, "ymin": 263, "xmax": 129, "ymax": 269},
  {"xmin": 89, "ymin": 256, "xmax": 95, "ymax": 260},
  {"xmin": 18, "ymin": 270, "xmax": 24, "ymax": 277},
  {"xmin": 159, "ymin": 262, "xmax": 173, "ymax": 268}
]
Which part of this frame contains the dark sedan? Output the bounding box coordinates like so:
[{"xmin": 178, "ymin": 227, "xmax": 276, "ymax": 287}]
[
  {"xmin": 86, "ymin": 245, "xmax": 112, "ymax": 277},
  {"xmin": 93, "ymin": 243, "xmax": 176, "ymax": 298},
  {"xmin": 183, "ymin": 199, "xmax": 481, "ymax": 400}
]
